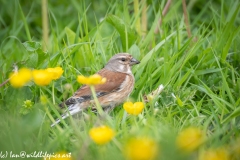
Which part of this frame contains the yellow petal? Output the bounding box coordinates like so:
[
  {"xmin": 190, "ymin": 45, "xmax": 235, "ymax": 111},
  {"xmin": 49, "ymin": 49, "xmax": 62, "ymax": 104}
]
[
  {"xmin": 32, "ymin": 69, "xmax": 52, "ymax": 86},
  {"xmin": 9, "ymin": 68, "xmax": 32, "ymax": 88},
  {"xmin": 133, "ymin": 102, "xmax": 144, "ymax": 115},
  {"xmin": 123, "ymin": 102, "xmax": 134, "ymax": 113},
  {"xmin": 77, "ymin": 74, "xmax": 106, "ymax": 85},
  {"xmin": 199, "ymin": 148, "xmax": 229, "ymax": 160},
  {"xmin": 123, "ymin": 102, "xmax": 144, "ymax": 115},
  {"xmin": 176, "ymin": 127, "xmax": 205, "ymax": 152},
  {"xmin": 77, "ymin": 75, "xmax": 88, "ymax": 84},
  {"xmin": 124, "ymin": 137, "xmax": 159, "ymax": 160},
  {"xmin": 89, "ymin": 126, "xmax": 115, "ymax": 145},
  {"xmin": 46, "ymin": 67, "xmax": 63, "ymax": 80},
  {"xmin": 89, "ymin": 74, "xmax": 106, "ymax": 85},
  {"xmin": 101, "ymin": 77, "xmax": 107, "ymax": 84}
]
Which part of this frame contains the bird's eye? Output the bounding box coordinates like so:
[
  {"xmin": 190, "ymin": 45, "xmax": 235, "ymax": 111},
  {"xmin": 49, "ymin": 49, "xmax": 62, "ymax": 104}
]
[{"xmin": 121, "ymin": 58, "xmax": 126, "ymax": 62}]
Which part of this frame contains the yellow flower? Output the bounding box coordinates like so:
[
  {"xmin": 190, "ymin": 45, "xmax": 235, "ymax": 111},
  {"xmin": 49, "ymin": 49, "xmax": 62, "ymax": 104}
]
[
  {"xmin": 124, "ymin": 137, "xmax": 158, "ymax": 160},
  {"xmin": 32, "ymin": 67, "xmax": 63, "ymax": 86},
  {"xmin": 176, "ymin": 127, "xmax": 205, "ymax": 152},
  {"xmin": 32, "ymin": 69, "xmax": 53, "ymax": 86},
  {"xmin": 77, "ymin": 74, "xmax": 106, "ymax": 85},
  {"xmin": 123, "ymin": 102, "xmax": 144, "ymax": 115},
  {"xmin": 44, "ymin": 151, "xmax": 72, "ymax": 160},
  {"xmin": 46, "ymin": 67, "xmax": 64, "ymax": 80},
  {"xmin": 9, "ymin": 68, "xmax": 32, "ymax": 88},
  {"xmin": 199, "ymin": 148, "xmax": 229, "ymax": 160},
  {"xmin": 89, "ymin": 125, "xmax": 115, "ymax": 145}
]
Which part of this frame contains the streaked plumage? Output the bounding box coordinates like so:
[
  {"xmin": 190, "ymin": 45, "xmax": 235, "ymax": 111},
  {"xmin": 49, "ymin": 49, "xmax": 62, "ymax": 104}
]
[{"xmin": 51, "ymin": 53, "xmax": 140, "ymax": 127}]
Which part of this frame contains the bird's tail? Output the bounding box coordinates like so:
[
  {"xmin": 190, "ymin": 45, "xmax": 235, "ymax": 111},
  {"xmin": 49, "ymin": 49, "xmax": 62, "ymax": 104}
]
[{"xmin": 51, "ymin": 105, "xmax": 82, "ymax": 127}]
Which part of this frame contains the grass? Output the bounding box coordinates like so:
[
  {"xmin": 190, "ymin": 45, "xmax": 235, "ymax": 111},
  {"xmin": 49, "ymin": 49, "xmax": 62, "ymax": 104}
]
[{"xmin": 0, "ymin": 0, "xmax": 240, "ymax": 159}]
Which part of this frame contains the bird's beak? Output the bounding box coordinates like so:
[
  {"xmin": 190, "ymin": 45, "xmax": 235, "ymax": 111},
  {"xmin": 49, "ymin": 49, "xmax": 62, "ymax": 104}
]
[{"xmin": 130, "ymin": 58, "xmax": 140, "ymax": 66}]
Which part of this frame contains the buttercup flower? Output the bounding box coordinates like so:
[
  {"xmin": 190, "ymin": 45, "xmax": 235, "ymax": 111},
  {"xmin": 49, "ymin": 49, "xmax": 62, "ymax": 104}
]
[
  {"xmin": 199, "ymin": 148, "xmax": 229, "ymax": 160},
  {"xmin": 9, "ymin": 68, "xmax": 32, "ymax": 88},
  {"xmin": 89, "ymin": 125, "xmax": 115, "ymax": 145},
  {"xmin": 123, "ymin": 102, "xmax": 144, "ymax": 115},
  {"xmin": 46, "ymin": 67, "xmax": 64, "ymax": 80},
  {"xmin": 32, "ymin": 69, "xmax": 53, "ymax": 86},
  {"xmin": 124, "ymin": 137, "xmax": 158, "ymax": 160},
  {"xmin": 77, "ymin": 74, "xmax": 106, "ymax": 85},
  {"xmin": 45, "ymin": 151, "xmax": 72, "ymax": 160},
  {"xmin": 176, "ymin": 127, "xmax": 205, "ymax": 152},
  {"xmin": 9, "ymin": 67, "xmax": 63, "ymax": 87}
]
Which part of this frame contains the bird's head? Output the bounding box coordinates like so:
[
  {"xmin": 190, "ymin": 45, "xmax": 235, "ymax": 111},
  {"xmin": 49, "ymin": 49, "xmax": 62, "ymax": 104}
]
[{"xmin": 105, "ymin": 53, "xmax": 140, "ymax": 74}]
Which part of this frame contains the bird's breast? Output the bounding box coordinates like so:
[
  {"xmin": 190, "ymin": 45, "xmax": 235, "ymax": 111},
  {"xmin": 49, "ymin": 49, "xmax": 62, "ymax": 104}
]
[
  {"xmin": 98, "ymin": 74, "xmax": 135, "ymax": 108},
  {"xmin": 117, "ymin": 74, "xmax": 134, "ymax": 95}
]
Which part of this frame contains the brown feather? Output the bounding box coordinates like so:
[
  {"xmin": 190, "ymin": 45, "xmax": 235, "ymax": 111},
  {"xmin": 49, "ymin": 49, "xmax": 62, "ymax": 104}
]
[{"xmin": 53, "ymin": 53, "xmax": 139, "ymax": 127}]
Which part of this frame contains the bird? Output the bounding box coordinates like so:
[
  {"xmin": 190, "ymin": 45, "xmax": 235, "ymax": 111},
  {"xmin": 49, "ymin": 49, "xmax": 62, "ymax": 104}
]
[{"xmin": 51, "ymin": 53, "xmax": 140, "ymax": 127}]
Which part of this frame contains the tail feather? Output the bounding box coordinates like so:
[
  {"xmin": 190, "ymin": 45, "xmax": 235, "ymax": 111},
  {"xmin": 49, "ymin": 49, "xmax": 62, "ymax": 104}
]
[{"xmin": 51, "ymin": 104, "xmax": 82, "ymax": 127}]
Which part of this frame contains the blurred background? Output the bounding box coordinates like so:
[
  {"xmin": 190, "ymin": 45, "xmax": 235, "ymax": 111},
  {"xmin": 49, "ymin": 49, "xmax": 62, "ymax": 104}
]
[{"xmin": 0, "ymin": 0, "xmax": 240, "ymax": 160}]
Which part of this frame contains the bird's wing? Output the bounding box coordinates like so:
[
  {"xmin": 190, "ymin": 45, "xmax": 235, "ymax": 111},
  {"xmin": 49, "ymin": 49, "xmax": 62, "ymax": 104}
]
[{"xmin": 60, "ymin": 69, "xmax": 127, "ymax": 108}]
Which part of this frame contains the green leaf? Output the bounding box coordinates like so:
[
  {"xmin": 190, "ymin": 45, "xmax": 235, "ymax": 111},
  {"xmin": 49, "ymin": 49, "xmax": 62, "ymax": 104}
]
[
  {"xmin": 48, "ymin": 52, "xmax": 61, "ymax": 67},
  {"xmin": 176, "ymin": 95, "xmax": 184, "ymax": 107},
  {"xmin": 22, "ymin": 41, "xmax": 48, "ymax": 67},
  {"xmin": 26, "ymin": 53, "xmax": 38, "ymax": 68},
  {"xmin": 217, "ymin": 3, "xmax": 240, "ymax": 60},
  {"xmin": 36, "ymin": 49, "xmax": 48, "ymax": 66},
  {"xmin": 22, "ymin": 41, "xmax": 41, "ymax": 52},
  {"xmin": 64, "ymin": 27, "xmax": 93, "ymax": 68},
  {"xmin": 65, "ymin": 27, "xmax": 81, "ymax": 45},
  {"xmin": 133, "ymin": 31, "xmax": 176, "ymax": 78},
  {"xmin": 222, "ymin": 107, "xmax": 240, "ymax": 124},
  {"xmin": 222, "ymin": 26, "xmax": 240, "ymax": 60},
  {"xmin": 4, "ymin": 87, "xmax": 33, "ymax": 110},
  {"xmin": 106, "ymin": 15, "xmax": 137, "ymax": 50},
  {"xmin": 128, "ymin": 44, "xmax": 140, "ymax": 60},
  {"xmin": 194, "ymin": 83, "xmax": 234, "ymax": 112}
]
